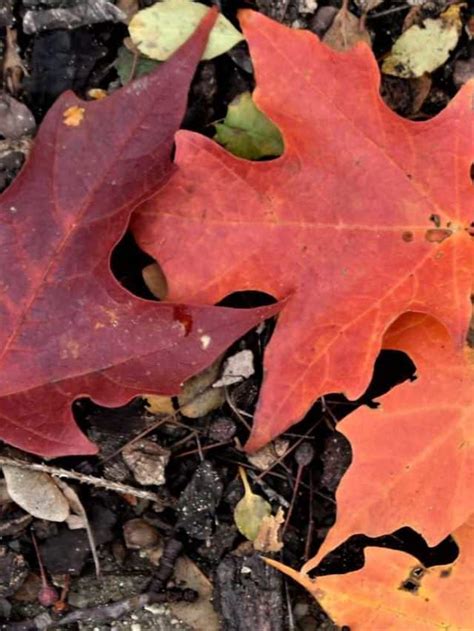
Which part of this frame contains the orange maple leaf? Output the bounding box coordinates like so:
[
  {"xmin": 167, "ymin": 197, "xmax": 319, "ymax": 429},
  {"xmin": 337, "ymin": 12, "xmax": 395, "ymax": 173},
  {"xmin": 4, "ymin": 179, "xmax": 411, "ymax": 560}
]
[
  {"xmin": 132, "ymin": 11, "xmax": 474, "ymax": 451},
  {"xmin": 305, "ymin": 312, "xmax": 474, "ymax": 572},
  {"xmin": 267, "ymin": 515, "xmax": 474, "ymax": 630}
]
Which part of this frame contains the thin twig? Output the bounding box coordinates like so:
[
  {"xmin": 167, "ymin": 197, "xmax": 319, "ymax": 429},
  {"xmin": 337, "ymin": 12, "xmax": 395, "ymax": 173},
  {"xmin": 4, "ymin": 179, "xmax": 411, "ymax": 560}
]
[
  {"xmin": 304, "ymin": 470, "xmax": 314, "ymax": 561},
  {"xmin": 254, "ymin": 419, "xmax": 321, "ymax": 482},
  {"xmin": 281, "ymin": 463, "xmax": 304, "ymax": 537},
  {"xmin": 323, "ymin": 400, "xmax": 339, "ymax": 426},
  {"xmin": 100, "ymin": 416, "xmax": 172, "ymax": 463},
  {"xmin": 224, "ymin": 386, "xmax": 252, "ymax": 430},
  {"xmin": 367, "ymin": 3, "xmax": 408, "ymax": 19},
  {"xmin": 169, "ymin": 431, "xmax": 196, "ymax": 451},
  {"xmin": 247, "ymin": 468, "xmax": 290, "ymax": 508},
  {"xmin": 215, "ymin": 455, "xmax": 335, "ymax": 503},
  {"xmin": 0, "ymin": 456, "xmax": 162, "ymax": 504},
  {"xmin": 148, "ymin": 537, "xmax": 183, "ymax": 593},
  {"xmin": 195, "ymin": 434, "xmax": 204, "ymax": 462},
  {"xmin": 102, "ymin": 388, "xmax": 217, "ymax": 464},
  {"xmin": 285, "ymin": 580, "xmax": 296, "ymax": 631},
  {"xmin": 127, "ymin": 50, "xmax": 139, "ymax": 83},
  {"xmin": 175, "ymin": 439, "xmax": 232, "ymax": 459},
  {"xmin": 57, "ymin": 481, "xmax": 101, "ymax": 579}
]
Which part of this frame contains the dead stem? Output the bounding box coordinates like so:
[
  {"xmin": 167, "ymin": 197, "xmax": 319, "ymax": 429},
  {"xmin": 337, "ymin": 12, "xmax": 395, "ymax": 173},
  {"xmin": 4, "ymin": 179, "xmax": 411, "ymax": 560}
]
[
  {"xmin": 224, "ymin": 386, "xmax": 252, "ymax": 431},
  {"xmin": 0, "ymin": 456, "xmax": 162, "ymax": 505}
]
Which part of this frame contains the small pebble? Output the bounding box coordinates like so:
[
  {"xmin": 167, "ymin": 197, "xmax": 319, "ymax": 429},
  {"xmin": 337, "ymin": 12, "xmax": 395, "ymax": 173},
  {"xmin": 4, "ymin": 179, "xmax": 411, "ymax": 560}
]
[
  {"xmin": 209, "ymin": 417, "xmax": 236, "ymax": 442},
  {"xmin": 123, "ymin": 518, "xmax": 160, "ymax": 550},
  {"xmin": 295, "ymin": 442, "xmax": 314, "ymax": 467}
]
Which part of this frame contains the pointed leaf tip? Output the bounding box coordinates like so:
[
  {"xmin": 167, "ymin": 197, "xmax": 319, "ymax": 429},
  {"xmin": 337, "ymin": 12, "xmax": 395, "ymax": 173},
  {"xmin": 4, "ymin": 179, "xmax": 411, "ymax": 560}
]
[
  {"xmin": 237, "ymin": 8, "xmax": 254, "ymax": 27},
  {"xmin": 170, "ymin": 3, "xmax": 220, "ymax": 60},
  {"xmin": 198, "ymin": 5, "xmax": 219, "ymax": 31}
]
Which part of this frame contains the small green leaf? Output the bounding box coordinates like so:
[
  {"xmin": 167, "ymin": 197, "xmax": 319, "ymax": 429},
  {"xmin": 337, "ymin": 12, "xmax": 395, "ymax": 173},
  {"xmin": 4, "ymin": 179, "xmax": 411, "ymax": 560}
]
[
  {"xmin": 382, "ymin": 4, "xmax": 462, "ymax": 79},
  {"xmin": 129, "ymin": 0, "xmax": 243, "ymax": 62},
  {"xmin": 234, "ymin": 467, "xmax": 272, "ymax": 541},
  {"xmin": 214, "ymin": 92, "xmax": 284, "ymax": 160},
  {"xmin": 114, "ymin": 46, "xmax": 161, "ymax": 85}
]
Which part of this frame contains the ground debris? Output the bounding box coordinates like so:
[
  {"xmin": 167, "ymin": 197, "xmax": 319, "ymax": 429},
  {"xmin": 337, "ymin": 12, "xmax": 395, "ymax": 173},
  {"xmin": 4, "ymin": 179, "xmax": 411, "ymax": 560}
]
[
  {"xmin": 23, "ymin": 0, "xmax": 125, "ymax": 33},
  {"xmin": 0, "ymin": 94, "xmax": 36, "ymax": 139},
  {"xmin": 176, "ymin": 461, "xmax": 223, "ymax": 540},
  {"xmin": 213, "ymin": 350, "xmax": 255, "ymax": 387},
  {"xmin": 0, "ymin": 548, "xmax": 28, "ymax": 598},
  {"xmin": 247, "ymin": 438, "xmax": 289, "ymax": 471},
  {"xmin": 0, "ymin": 0, "xmax": 13, "ymax": 27},
  {"xmin": 123, "ymin": 518, "xmax": 160, "ymax": 550},
  {"xmin": 453, "ymin": 58, "xmax": 474, "ymax": 89},
  {"xmin": 24, "ymin": 28, "xmax": 107, "ymax": 116},
  {"xmin": 123, "ymin": 439, "xmax": 170, "ymax": 486},
  {"xmin": 2, "ymin": 466, "xmax": 70, "ymax": 523},
  {"xmin": 320, "ymin": 433, "xmax": 352, "ymax": 493},
  {"xmin": 214, "ymin": 551, "xmax": 284, "ymax": 631},
  {"xmin": 40, "ymin": 504, "xmax": 115, "ymax": 575}
]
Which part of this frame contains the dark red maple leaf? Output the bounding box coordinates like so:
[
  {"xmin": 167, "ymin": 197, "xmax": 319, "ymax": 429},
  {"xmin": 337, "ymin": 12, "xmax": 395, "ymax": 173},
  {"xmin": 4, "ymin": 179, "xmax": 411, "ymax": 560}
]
[{"xmin": 0, "ymin": 10, "xmax": 280, "ymax": 458}]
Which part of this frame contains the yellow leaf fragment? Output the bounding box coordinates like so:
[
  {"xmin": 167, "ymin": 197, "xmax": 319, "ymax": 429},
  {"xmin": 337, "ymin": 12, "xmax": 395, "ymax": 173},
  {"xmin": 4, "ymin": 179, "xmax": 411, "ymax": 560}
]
[
  {"xmin": 87, "ymin": 88, "xmax": 108, "ymax": 100},
  {"xmin": 177, "ymin": 356, "xmax": 224, "ymax": 418},
  {"xmin": 63, "ymin": 105, "xmax": 85, "ymax": 127},
  {"xmin": 145, "ymin": 355, "xmax": 225, "ymax": 418},
  {"xmin": 382, "ymin": 4, "xmax": 463, "ymax": 78},
  {"xmin": 247, "ymin": 438, "xmax": 289, "ymax": 471},
  {"xmin": 234, "ymin": 466, "xmax": 271, "ymax": 541},
  {"xmin": 129, "ymin": 0, "xmax": 243, "ymax": 61},
  {"xmin": 254, "ymin": 506, "xmax": 285, "ymax": 552},
  {"xmin": 142, "ymin": 262, "xmax": 168, "ymax": 300},
  {"xmin": 144, "ymin": 394, "xmax": 174, "ymax": 415}
]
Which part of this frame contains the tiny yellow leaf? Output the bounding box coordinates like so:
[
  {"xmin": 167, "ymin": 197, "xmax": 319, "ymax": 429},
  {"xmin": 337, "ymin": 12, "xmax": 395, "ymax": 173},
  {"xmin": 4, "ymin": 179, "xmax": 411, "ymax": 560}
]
[
  {"xmin": 144, "ymin": 394, "xmax": 175, "ymax": 415},
  {"xmin": 142, "ymin": 262, "xmax": 168, "ymax": 300},
  {"xmin": 129, "ymin": 0, "xmax": 243, "ymax": 61},
  {"xmin": 87, "ymin": 88, "xmax": 108, "ymax": 100},
  {"xmin": 382, "ymin": 4, "xmax": 462, "ymax": 78},
  {"xmin": 178, "ymin": 356, "xmax": 224, "ymax": 418},
  {"xmin": 234, "ymin": 467, "xmax": 272, "ymax": 541}
]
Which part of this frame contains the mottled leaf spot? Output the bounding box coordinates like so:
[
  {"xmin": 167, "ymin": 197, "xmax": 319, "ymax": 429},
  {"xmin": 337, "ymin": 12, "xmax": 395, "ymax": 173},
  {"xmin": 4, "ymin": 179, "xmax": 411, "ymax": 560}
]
[
  {"xmin": 63, "ymin": 106, "xmax": 85, "ymax": 127},
  {"xmin": 425, "ymin": 228, "xmax": 452, "ymax": 243},
  {"xmin": 173, "ymin": 305, "xmax": 193, "ymax": 335},
  {"xmin": 400, "ymin": 578, "xmax": 420, "ymax": 593}
]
